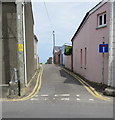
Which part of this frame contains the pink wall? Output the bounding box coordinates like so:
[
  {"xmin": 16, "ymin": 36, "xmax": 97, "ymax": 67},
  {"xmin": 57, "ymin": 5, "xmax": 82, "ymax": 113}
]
[
  {"xmin": 65, "ymin": 55, "xmax": 72, "ymax": 70},
  {"xmin": 73, "ymin": 2, "xmax": 110, "ymax": 84}
]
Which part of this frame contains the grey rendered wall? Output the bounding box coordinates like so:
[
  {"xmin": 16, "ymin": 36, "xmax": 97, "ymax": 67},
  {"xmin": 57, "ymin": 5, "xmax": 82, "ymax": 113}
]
[
  {"xmin": 2, "ymin": 3, "xmax": 17, "ymax": 84},
  {"xmin": 25, "ymin": 3, "xmax": 35, "ymax": 83},
  {"xmin": 0, "ymin": 2, "xmax": 2, "ymax": 85}
]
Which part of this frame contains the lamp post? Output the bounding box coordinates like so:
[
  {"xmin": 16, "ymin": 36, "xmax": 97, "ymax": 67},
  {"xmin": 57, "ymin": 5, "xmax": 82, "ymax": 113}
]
[{"xmin": 53, "ymin": 31, "xmax": 55, "ymax": 64}]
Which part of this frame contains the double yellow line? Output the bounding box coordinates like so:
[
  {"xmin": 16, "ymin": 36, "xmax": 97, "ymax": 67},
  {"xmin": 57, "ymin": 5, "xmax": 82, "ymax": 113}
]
[
  {"xmin": 62, "ymin": 67, "xmax": 112, "ymax": 101},
  {"xmin": 0, "ymin": 65, "xmax": 43, "ymax": 102}
]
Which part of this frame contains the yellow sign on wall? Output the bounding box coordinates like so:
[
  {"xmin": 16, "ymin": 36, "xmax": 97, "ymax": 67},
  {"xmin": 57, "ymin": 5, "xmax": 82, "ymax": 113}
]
[{"xmin": 18, "ymin": 44, "xmax": 24, "ymax": 52}]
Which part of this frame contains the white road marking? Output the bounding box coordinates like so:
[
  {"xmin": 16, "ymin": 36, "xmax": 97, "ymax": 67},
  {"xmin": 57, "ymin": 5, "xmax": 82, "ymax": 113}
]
[
  {"xmin": 60, "ymin": 94, "xmax": 70, "ymax": 97},
  {"xmin": 89, "ymin": 99, "xmax": 94, "ymax": 101},
  {"xmin": 30, "ymin": 98, "xmax": 34, "ymax": 101},
  {"xmin": 35, "ymin": 95, "xmax": 38, "ymax": 97},
  {"xmin": 54, "ymin": 94, "xmax": 58, "ymax": 97},
  {"xmin": 54, "ymin": 94, "xmax": 70, "ymax": 97},
  {"xmin": 30, "ymin": 98, "xmax": 38, "ymax": 101},
  {"xmin": 44, "ymin": 98, "xmax": 48, "ymax": 100},
  {"xmin": 40, "ymin": 94, "xmax": 48, "ymax": 97},
  {"xmin": 76, "ymin": 94, "xmax": 80, "ymax": 97},
  {"xmin": 76, "ymin": 98, "xmax": 80, "ymax": 101},
  {"xmin": 61, "ymin": 98, "xmax": 70, "ymax": 101}
]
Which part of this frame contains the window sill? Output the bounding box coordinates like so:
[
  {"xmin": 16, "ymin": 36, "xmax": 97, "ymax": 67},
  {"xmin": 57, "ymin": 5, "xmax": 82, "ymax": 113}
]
[{"xmin": 96, "ymin": 25, "xmax": 107, "ymax": 29}]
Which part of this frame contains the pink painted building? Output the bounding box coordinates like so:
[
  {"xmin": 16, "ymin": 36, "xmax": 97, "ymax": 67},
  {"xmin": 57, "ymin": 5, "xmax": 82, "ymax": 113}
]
[{"xmin": 72, "ymin": 1, "xmax": 111, "ymax": 85}]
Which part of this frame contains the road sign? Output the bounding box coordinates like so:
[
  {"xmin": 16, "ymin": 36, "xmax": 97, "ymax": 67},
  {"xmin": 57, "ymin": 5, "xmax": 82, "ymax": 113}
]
[
  {"xmin": 99, "ymin": 44, "xmax": 108, "ymax": 53},
  {"xmin": 18, "ymin": 44, "xmax": 24, "ymax": 52}
]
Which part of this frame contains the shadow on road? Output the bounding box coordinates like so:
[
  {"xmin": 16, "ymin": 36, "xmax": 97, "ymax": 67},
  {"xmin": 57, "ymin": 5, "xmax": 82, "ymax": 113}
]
[{"xmin": 59, "ymin": 69, "xmax": 82, "ymax": 86}]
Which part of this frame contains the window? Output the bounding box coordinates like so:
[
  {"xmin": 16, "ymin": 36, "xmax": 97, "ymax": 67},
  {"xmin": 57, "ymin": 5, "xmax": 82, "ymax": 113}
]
[
  {"xmin": 84, "ymin": 48, "xmax": 87, "ymax": 69},
  {"xmin": 104, "ymin": 14, "xmax": 106, "ymax": 24},
  {"xmin": 80, "ymin": 49, "xmax": 82, "ymax": 68},
  {"xmin": 98, "ymin": 13, "xmax": 106, "ymax": 27}
]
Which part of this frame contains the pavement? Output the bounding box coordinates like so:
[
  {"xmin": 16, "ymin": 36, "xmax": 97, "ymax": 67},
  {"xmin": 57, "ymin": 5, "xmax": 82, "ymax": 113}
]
[
  {"xmin": 2, "ymin": 64, "xmax": 114, "ymax": 118},
  {"xmin": 0, "ymin": 85, "xmax": 9, "ymax": 99},
  {"xmin": 62, "ymin": 66, "xmax": 115, "ymax": 97},
  {"xmin": 0, "ymin": 69, "xmax": 40, "ymax": 100},
  {"xmin": 104, "ymin": 87, "xmax": 115, "ymax": 96}
]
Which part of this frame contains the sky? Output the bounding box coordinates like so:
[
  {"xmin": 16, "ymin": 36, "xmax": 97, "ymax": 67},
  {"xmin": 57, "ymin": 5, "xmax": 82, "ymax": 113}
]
[{"xmin": 32, "ymin": 1, "xmax": 101, "ymax": 63}]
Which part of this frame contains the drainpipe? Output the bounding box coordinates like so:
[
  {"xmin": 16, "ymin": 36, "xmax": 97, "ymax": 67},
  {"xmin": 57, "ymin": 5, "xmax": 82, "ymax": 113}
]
[
  {"xmin": 22, "ymin": 2, "xmax": 27, "ymax": 87},
  {"xmin": 36, "ymin": 40, "xmax": 38, "ymax": 69},
  {"xmin": 71, "ymin": 41, "xmax": 73, "ymax": 71}
]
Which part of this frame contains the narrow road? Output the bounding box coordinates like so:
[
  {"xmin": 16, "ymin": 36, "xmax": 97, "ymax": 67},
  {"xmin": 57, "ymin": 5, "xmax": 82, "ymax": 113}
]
[{"xmin": 2, "ymin": 64, "xmax": 113, "ymax": 118}]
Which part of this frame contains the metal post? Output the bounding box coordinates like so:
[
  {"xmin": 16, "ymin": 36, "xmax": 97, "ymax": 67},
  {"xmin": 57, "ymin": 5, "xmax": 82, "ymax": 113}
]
[
  {"xmin": 16, "ymin": 2, "xmax": 25, "ymax": 93},
  {"xmin": 102, "ymin": 53, "xmax": 104, "ymax": 84},
  {"xmin": 53, "ymin": 31, "xmax": 55, "ymax": 49},
  {"xmin": 102, "ymin": 41, "xmax": 105, "ymax": 84},
  {"xmin": 17, "ymin": 69, "xmax": 21, "ymax": 96}
]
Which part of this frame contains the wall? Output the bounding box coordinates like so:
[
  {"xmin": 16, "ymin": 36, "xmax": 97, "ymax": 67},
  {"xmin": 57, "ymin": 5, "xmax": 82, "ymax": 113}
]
[
  {"xmin": 34, "ymin": 37, "xmax": 38, "ymax": 70},
  {"xmin": 2, "ymin": 3, "xmax": 17, "ymax": 84},
  {"xmin": 61, "ymin": 45, "xmax": 65, "ymax": 65},
  {"xmin": 1, "ymin": 2, "xmax": 35, "ymax": 85},
  {"xmin": 113, "ymin": 2, "xmax": 115, "ymax": 87},
  {"xmin": 0, "ymin": 2, "xmax": 2, "ymax": 85},
  {"xmin": 65, "ymin": 55, "xmax": 72, "ymax": 70},
  {"xmin": 55, "ymin": 50, "xmax": 62, "ymax": 64},
  {"xmin": 62, "ymin": 45, "xmax": 72, "ymax": 66},
  {"xmin": 73, "ymin": 2, "xmax": 110, "ymax": 84},
  {"xmin": 25, "ymin": 2, "xmax": 35, "ymax": 83},
  {"xmin": 109, "ymin": 1, "xmax": 115, "ymax": 87}
]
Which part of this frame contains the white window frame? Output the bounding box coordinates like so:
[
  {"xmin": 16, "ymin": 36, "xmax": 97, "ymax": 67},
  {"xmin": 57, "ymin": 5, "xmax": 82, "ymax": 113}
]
[{"xmin": 98, "ymin": 13, "xmax": 106, "ymax": 27}]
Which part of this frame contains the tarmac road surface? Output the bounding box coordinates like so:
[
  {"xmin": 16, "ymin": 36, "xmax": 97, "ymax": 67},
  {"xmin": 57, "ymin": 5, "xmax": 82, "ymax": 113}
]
[{"xmin": 2, "ymin": 64, "xmax": 113, "ymax": 118}]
